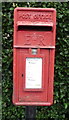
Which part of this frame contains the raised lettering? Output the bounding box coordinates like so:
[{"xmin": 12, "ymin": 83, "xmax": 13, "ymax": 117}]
[
  {"xmin": 18, "ymin": 12, "xmax": 52, "ymax": 22},
  {"xmin": 24, "ymin": 33, "xmax": 46, "ymax": 46},
  {"xmin": 24, "ymin": 35, "xmax": 31, "ymax": 45},
  {"xmin": 37, "ymin": 35, "xmax": 46, "ymax": 46}
]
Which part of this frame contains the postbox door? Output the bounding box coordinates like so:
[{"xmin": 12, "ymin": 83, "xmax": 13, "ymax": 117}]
[{"xmin": 16, "ymin": 48, "xmax": 49, "ymax": 103}]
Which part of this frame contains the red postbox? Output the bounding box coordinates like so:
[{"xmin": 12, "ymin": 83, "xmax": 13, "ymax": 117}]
[{"xmin": 13, "ymin": 7, "xmax": 56, "ymax": 106}]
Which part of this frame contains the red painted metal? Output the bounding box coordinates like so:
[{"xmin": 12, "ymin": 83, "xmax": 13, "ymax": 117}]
[{"xmin": 13, "ymin": 7, "xmax": 56, "ymax": 106}]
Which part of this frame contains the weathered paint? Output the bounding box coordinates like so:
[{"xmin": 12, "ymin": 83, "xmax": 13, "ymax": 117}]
[{"xmin": 13, "ymin": 7, "xmax": 56, "ymax": 106}]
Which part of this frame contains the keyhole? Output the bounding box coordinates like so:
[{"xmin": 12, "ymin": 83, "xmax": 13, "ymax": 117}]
[{"xmin": 22, "ymin": 74, "xmax": 24, "ymax": 77}]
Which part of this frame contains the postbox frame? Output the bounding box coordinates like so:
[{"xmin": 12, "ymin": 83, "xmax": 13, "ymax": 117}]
[{"xmin": 13, "ymin": 7, "xmax": 56, "ymax": 106}]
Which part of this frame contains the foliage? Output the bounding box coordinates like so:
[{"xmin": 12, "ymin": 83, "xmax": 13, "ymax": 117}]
[{"xmin": 2, "ymin": 2, "xmax": 69, "ymax": 120}]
